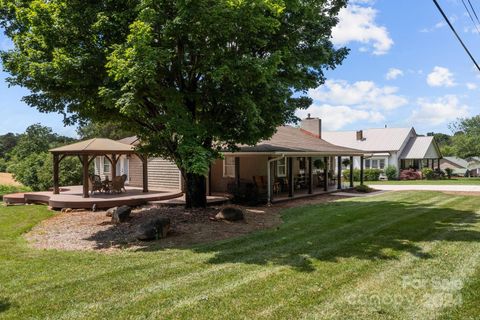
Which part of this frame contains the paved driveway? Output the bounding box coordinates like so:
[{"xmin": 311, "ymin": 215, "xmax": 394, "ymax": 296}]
[{"xmin": 369, "ymin": 184, "xmax": 480, "ymax": 192}]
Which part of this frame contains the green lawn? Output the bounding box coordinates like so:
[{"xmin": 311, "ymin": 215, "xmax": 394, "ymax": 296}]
[
  {"xmin": 1, "ymin": 191, "xmax": 480, "ymax": 319},
  {"xmin": 363, "ymin": 177, "xmax": 480, "ymax": 185}
]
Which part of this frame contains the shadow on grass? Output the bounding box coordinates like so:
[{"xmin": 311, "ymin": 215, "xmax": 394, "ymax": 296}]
[
  {"xmin": 186, "ymin": 197, "xmax": 480, "ymax": 272},
  {"xmin": 0, "ymin": 298, "xmax": 11, "ymax": 313},
  {"xmin": 87, "ymin": 194, "xmax": 480, "ymax": 272}
]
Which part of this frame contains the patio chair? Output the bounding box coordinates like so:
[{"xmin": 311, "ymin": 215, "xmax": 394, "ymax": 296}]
[
  {"xmin": 111, "ymin": 174, "xmax": 127, "ymax": 193},
  {"xmin": 89, "ymin": 174, "xmax": 103, "ymax": 195}
]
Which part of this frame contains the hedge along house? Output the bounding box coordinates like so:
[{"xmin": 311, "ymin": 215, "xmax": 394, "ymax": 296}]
[
  {"xmin": 322, "ymin": 127, "xmax": 442, "ymax": 175},
  {"xmin": 113, "ymin": 117, "xmax": 365, "ymax": 204}
]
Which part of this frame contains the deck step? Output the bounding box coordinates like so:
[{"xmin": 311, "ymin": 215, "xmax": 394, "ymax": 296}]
[{"xmin": 2, "ymin": 193, "xmax": 27, "ymax": 205}]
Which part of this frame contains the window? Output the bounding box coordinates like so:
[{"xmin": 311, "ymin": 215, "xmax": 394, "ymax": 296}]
[
  {"xmin": 103, "ymin": 157, "xmax": 111, "ymax": 173},
  {"xmin": 379, "ymin": 159, "xmax": 385, "ymax": 169},
  {"xmin": 365, "ymin": 159, "xmax": 371, "ymax": 169},
  {"xmin": 223, "ymin": 156, "xmax": 236, "ymax": 178},
  {"xmin": 371, "ymin": 159, "xmax": 378, "ymax": 169},
  {"xmin": 277, "ymin": 158, "xmax": 286, "ymax": 177}
]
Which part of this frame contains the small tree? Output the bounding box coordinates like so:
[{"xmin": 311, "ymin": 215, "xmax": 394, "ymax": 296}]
[
  {"xmin": 385, "ymin": 165, "xmax": 397, "ymax": 180},
  {"xmin": 444, "ymin": 167, "xmax": 453, "ymax": 179}
]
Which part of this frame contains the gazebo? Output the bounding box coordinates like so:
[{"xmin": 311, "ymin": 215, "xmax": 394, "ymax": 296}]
[{"xmin": 50, "ymin": 138, "xmax": 148, "ymax": 198}]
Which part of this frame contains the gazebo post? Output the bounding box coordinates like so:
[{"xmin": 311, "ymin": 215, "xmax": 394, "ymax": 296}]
[
  {"xmin": 82, "ymin": 154, "xmax": 90, "ymax": 198},
  {"xmin": 53, "ymin": 154, "xmax": 60, "ymax": 194},
  {"xmin": 141, "ymin": 155, "xmax": 148, "ymax": 193},
  {"xmin": 111, "ymin": 154, "xmax": 117, "ymax": 179}
]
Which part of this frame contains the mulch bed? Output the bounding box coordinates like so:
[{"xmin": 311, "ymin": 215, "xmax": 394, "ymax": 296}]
[{"xmin": 25, "ymin": 193, "xmax": 349, "ymax": 252}]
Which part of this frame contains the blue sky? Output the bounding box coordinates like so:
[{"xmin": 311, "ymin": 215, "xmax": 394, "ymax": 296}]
[{"xmin": 1, "ymin": 0, "xmax": 480, "ymax": 137}]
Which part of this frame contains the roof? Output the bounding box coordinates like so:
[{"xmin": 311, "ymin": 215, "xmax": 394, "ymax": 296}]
[
  {"xmin": 322, "ymin": 127, "xmax": 413, "ymax": 152},
  {"xmin": 443, "ymin": 156, "xmax": 469, "ymax": 168},
  {"xmin": 120, "ymin": 127, "xmax": 364, "ymax": 156},
  {"xmin": 50, "ymin": 138, "xmax": 135, "ymax": 155},
  {"xmin": 236, "ymin": 126, "xmax": 363, "ymax": 155},
  {"xmin": 399, "ymin": 136, "xmax": 440, "ymax": 159}
]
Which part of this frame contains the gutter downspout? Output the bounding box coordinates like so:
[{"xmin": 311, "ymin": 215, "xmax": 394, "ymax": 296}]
[{"xmin": 267, "ymin": 155, "xmax": 285, "ymax": 205}]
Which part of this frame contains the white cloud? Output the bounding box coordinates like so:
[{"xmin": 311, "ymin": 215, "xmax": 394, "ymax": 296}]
[
  {"xmin": 385, "ymin": 68, "xmax": 403, "ymax": 80},
  {"xmin": 331, "ymin": 4, "xmax": 393, "ymax": 55},
  {"xmin": 466, "ymin": 82, "xmax": 477, "ymax": 90},
  {"xmin": 308, "ymin": 79, "xmax": 408, "ymax": 111},
  {"xmin": 426, "ymin": 66, "xmax": 456, "ymax": 87},
  {"xmin": 296, "ymin": 104, "xmax": 384, "ymax": 131},
  {"xmin": 411, "ymin": 95, "xmax": 469, "ymax": 126},
  {"xmin": 420, "ymin": 21, "xmax": 446, "ymax": 33}
]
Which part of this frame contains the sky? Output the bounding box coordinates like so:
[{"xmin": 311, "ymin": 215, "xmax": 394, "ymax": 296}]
[{"xmin": 1, "ymin": 0, "xmax": 480, "ymax": 137}]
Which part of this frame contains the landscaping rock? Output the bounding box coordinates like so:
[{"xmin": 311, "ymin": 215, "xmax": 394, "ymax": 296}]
[
  {"xmin": 136, "ymin": 217, "xmax": 171, "ymax": 241},
  {"xmin": 111, "ymin": 205, "xmax": 131, "ymax": 224},
  {"xmin": 106, "ymin": 207, "xmax": 118, "ymax": 217},
  {"xmin": 215, "ymin": 206, "xmax": 244, "ymax": 221}
]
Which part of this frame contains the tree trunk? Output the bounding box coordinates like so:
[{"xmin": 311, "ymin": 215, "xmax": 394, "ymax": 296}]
[{"xmin": 184, "ymin": 172, "xmax": 207, "ymax": 209}]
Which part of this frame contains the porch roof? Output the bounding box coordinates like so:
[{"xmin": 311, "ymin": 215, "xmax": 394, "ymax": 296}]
[{"xmin": 236, "ymin": 126, "xmax": 364, "ymax": 155}]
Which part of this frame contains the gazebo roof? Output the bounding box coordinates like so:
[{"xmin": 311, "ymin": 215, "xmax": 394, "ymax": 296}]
[{"xmin": 50, "ymin": 138, "xmax": 135, "ymax": 155}]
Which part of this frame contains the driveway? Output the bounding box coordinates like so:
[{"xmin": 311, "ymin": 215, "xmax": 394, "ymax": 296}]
[{"xmin": 369, "ymin": 184, "xmax": 480, "ymax": 192}]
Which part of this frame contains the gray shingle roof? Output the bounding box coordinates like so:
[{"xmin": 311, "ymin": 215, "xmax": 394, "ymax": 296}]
[
  {"xmin": 443, "ymin": 156, "xmax": 469, "ymax": 168},
  {"xmin": 322, "ymin": 127, "xmax": 413, "ymax": 152},
  {"xmin": 237, "ymin": 126, "xmax": 363, "ymax": 155},
  {"xmin": 400, "ymin": 136, "xmax": 438, "ymax": 159}
]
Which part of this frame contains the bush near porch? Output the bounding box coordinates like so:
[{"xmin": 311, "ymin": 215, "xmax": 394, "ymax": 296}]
[{"xmin": 343, "ymin": 168, "xmax": 383, "ymax": 181}]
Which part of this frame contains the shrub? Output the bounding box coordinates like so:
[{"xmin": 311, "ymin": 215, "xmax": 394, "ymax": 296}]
[
  {"xmin": 343, "ymin": 169, "xmax": 360, "ymax": 181},
  {"xmin": 385, "ymin": 165, "xmax": 397, "ymax": 180},
  {"xmin": 364, "ymin": 168, "xmax": 382, "ymax": 181},
  {"xmin": 421, "ymin": 167, "xmax": 445, "ymax": 180},
  {"xmin": 445, "ymin": 167, "xmax": 453, "ymax": 179},
  {"xmin": 0, "ymin": 158, "xmax": 7, "ymax": 172},
  {"xmin": 399, "ymin": 169, "xmax": 422, "ymax": 180},
  {"xmin": 421, "ymin": 168, "xmax": 434, "ymax": 180},
  {"xmin": 355, "ymin": 184, "xmax": 374, "ymax": 193}
]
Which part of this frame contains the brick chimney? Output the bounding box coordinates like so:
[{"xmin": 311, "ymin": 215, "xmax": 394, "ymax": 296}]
[
  {"xmin": 356, "ymin": 130, "xmax": 364, "ymax": 141},
  {"xmin": 300, "ymin": 114, "xmax": 322, "ymax": 139}
]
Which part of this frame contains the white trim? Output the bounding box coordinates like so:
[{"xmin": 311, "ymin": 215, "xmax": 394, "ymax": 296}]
[{"xmin": 276, "ymin": 157, "xmax": 286, "ymax": 177}]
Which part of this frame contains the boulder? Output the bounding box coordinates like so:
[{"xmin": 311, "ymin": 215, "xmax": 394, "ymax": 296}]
[
  {"xmin": 106, "ymin": 206, "xmax": 118, "ymax": 217},
  {"xmin": 136, "ymin": 217, "xmax": 171, "ymax": 241},
  {"xmin": 215, "ymin": 206, "xmax": 244, "ymax": 221},
  {"xmin": 111, "ymin": 205, "xmax": 131, "ymax": 224}
]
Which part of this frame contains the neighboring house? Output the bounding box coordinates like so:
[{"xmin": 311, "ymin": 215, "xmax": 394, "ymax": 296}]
[
  {"xmin": 440, "ymin": 156, "xmax": 480, "ymax": 177},
  {"xmin": 322, "ymin": 127, "xmax": 442, "ymax": 174},
  {"xmin": 98, "ymin": 117, "xmax": 364, "ymax": 203}
]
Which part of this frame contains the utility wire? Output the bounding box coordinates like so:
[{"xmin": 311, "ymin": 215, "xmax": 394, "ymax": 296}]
[
  {"xmin": 461, "ymin": 0, "xmax": 480, "ymax": 34},
  {"xmin": 467, "ymin": 0, "xmax": 480, "ymax": 25},
  {"xmin": 432, "ymin": 0, "xmax": 480, "ymax": 72}
]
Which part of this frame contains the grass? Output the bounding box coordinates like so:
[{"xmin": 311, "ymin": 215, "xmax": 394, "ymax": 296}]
[
  {"xmin": 360, "ymin": 177, "xmax": 480, "ymax": 185},
  {"xmin": 1, "ymin": 191, "xmax": 480, "ymax": 319}
]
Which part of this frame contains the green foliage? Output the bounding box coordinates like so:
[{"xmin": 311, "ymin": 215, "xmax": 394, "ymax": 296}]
[
  {"xmin": 421, "ymin": 168, "xmax": 434, "ymax": 180},
  {"xmin": 313, "ymin": 158, "xmax": 325, "ymax": 170},
  {"xmin": 450, "ymin": 116, "xmax": 480, "ymax": 158},
  {"xmin": 385, "ymin": 165, "xmax": 397, "ymax": 180},
  {"xmin": 0, "ymin": 158, "xmax": 7, "ymax": 172},
  {"xmin": 77, "ymin": 120, "xmax": 136, "ymax": 140},
  {"xmin": 0, "ymin": 132, "xmax": 20, "ymax": 159},
  {"xmin": 354, "ymin": 184, "xmax": 374, "ymax": 193},
  {"xmin": 343, "ymin": 168, "xmax": 382, "ymax": 181},
  {"xmin": 6, "ymin": 124, "xmax": 82, "ymax": 191},
  {"xmin": 445, "ymin": 167, "xmax": 453, "ymax": 179},
  {"xmin": 341, "ymin": 158, "xmax": 351, "ymax": 167},
  {"xmin": 0, "ymin": 0, "xmax": 349, "ymax": 206}
]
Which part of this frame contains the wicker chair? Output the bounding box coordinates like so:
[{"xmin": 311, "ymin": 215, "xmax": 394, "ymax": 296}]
[
  {"xmin": 111, "ymin": 174, "xmax": 127, "ymax": 193},
  {"xmin": 89, "ymin": 174, "xmax": 103, "ymax": 195}
]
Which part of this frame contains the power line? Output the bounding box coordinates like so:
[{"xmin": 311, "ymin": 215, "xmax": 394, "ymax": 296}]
[
  {"xmin": 467, "ymin": 0, "xmax": 480, "ymax": 26},
  {"xmin": 461, "ymin": 0, "xmax": 480, "ymax": 34},
  {"xmin": 432, "ymin": 0, "xmax": 480, "ymax": 72}
]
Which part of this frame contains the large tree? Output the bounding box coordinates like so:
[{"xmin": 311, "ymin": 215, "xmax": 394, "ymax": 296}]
[
  {"xmin": 450, "ymin": 116, "xmax": 480, "ymax": 158},
  {"xmin": 0, "ymin": 0, "xmax": 348, "ymax": 207}
]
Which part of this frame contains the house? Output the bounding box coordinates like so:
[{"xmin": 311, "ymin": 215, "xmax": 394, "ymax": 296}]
[
  {"xmin": 440, "ymin": 156, "xmax": 480, "ymax": 177},
  {"xmin": 96, "ymin": 117, "xmax": 365, "ymax": 203},
  {"xmin": 322, "ymin": 127, "xmax": 442, "ymax": 174}
]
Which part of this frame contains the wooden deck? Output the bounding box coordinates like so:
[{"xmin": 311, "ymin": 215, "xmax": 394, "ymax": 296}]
[{"xmin": 3, "ymin": 186, "xmax": 183, "ymax": 210}]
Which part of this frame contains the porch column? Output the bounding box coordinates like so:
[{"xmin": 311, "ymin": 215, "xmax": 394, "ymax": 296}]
[
  {"xmin": 337, "ymin": 156, "xmax": 342, "ymax": 190},
  {"xmin": 288, "ymin": 157, "xmax": 294, "ymax": 197},
  {"xmin": 53, "ymin": 154, "xmax": 60, "ymax": 194},
  {"xmin": 360, "ymin": 156, "xmax": 364, "ymax": 185},
  {"xmin": 141, "ymin": 155, "xmax": 148, "ymax": 193},
  {"xmin": 111, "ymin": 154, "xmax": 118, "ymax": 179},
  {"xmin": 437, "ymin": 159, "xmax": 440, "ymax": 170},
  {"xmin": 431, "ymin": 159, "xmax": 434, "ymax": 169},
  {"xmin": 349, "ymin": 156, "xmax": 354, "ymax": 188},
  {"xmin": 323, "ymin": 157, "xmax": 328, "ymax": 191},
  {"xmin": 208, "ymin": 164, "xmax": 212, "ymax": 196},
  {"xmin": 235, "ymin": 157, "xmax": 240, "ymax": 187},
  {"xmin": 308, "ymin": 157, "xmax": 313, "ymax": 194},
  {"xmin": 82, "ymin": 154, "xmax": 89, "ymax": 198}
]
